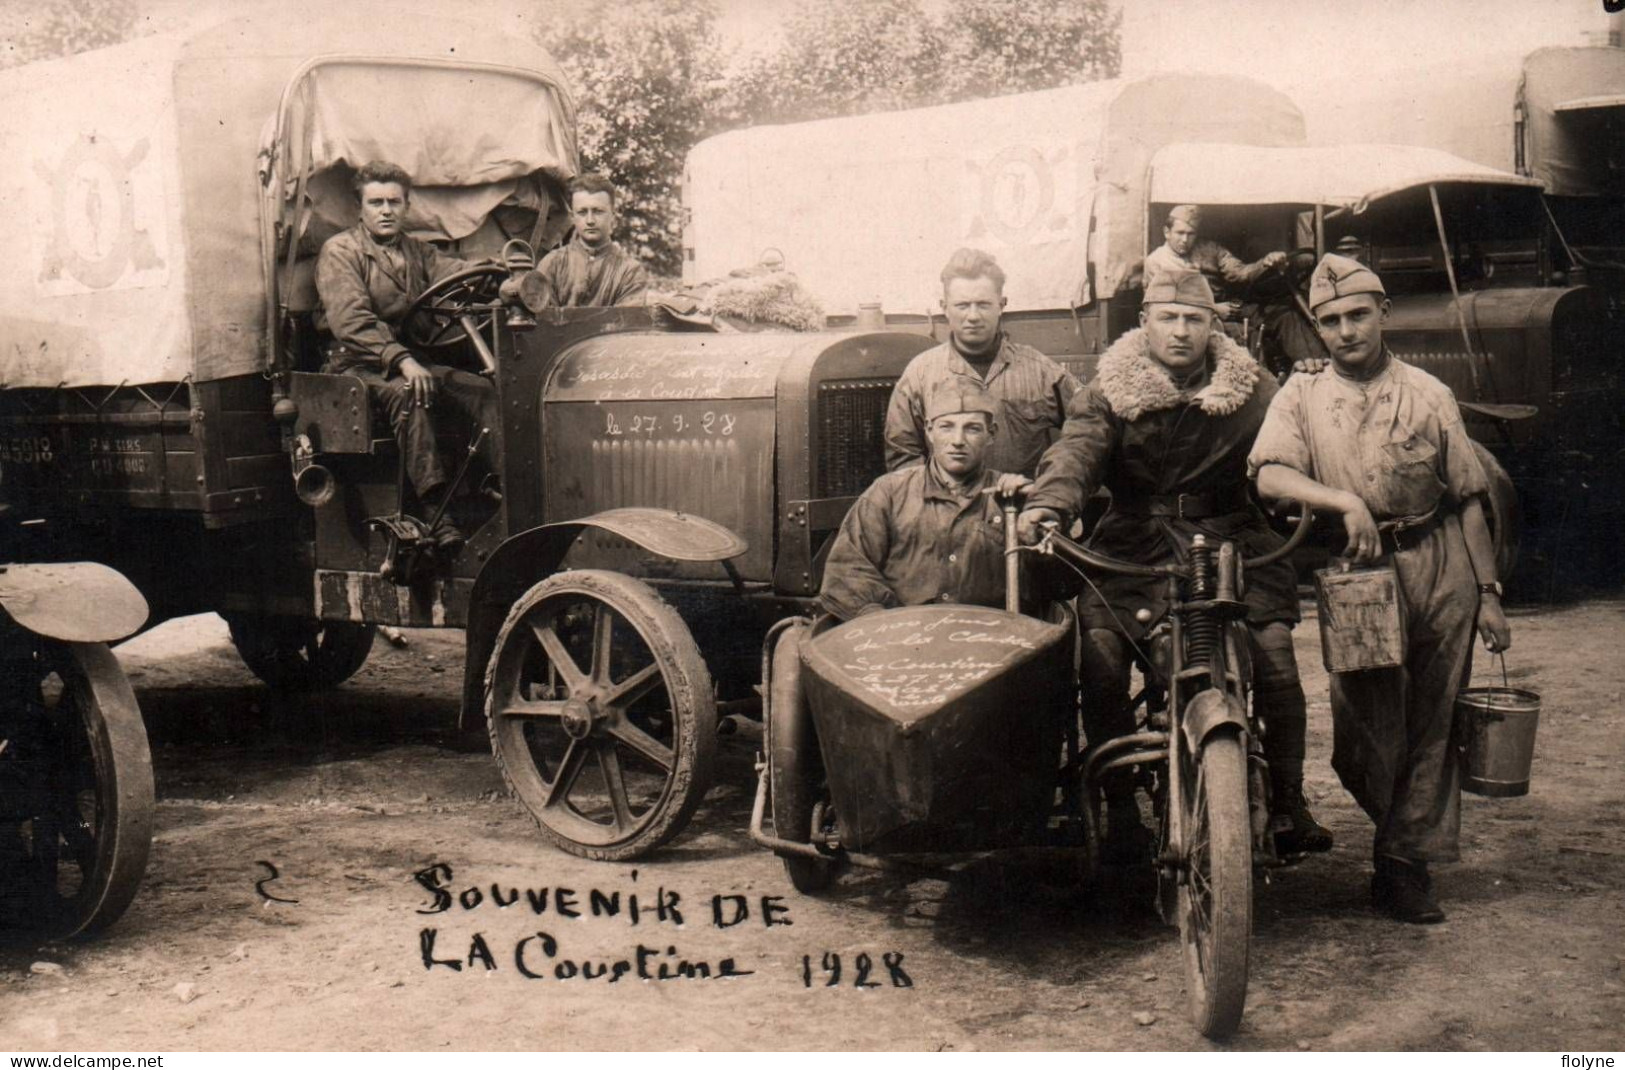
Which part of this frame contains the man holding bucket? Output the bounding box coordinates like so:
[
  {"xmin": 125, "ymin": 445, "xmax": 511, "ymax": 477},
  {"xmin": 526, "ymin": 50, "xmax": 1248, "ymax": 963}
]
[{"xmin": 1250, "ymin": 254, "xmax": 1513, "ymax": 924}]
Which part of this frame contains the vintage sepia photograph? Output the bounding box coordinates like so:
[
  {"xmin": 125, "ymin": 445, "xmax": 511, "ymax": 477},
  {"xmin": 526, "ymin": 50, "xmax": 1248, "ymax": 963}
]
[{"xmin": 0, "ymin": 0, "xmax": 1622, "ymax": 1053}]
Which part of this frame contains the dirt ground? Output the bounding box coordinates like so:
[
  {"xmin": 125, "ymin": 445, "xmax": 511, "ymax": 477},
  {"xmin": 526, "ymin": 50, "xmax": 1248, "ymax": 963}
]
[{"xmin": 2, "ymin": 596, "xmax": 1623, "ymax": 1052}]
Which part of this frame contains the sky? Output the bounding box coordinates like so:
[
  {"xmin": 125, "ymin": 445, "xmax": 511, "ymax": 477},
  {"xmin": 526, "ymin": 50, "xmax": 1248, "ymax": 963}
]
[
  {"xmin": 13, "ymin": 0, "xmax": 1614, "ymax": 79},
  {"xmin": 1121, "ymin": 0, "xmax": 1614, "ymax": 84}
]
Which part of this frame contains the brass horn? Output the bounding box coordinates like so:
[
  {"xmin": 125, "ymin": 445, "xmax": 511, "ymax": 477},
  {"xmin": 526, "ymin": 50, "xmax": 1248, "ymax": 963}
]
[
  {"xmin": 295, "ymin": 461, "xmax": 336, "ymax": 507},
  {"xmin": 291, "ymin": 434, "xmax": 335, "ymax": 507}
]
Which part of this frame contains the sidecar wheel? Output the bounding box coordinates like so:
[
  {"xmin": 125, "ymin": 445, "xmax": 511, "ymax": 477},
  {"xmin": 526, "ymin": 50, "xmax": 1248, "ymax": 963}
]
[
  {"xmin": 484, "ymin": 571, "xmax": 715, "ymax": 861},
  {"xmin": 768, "ymin": 623, "xmax": 834, "ymax": 894}
]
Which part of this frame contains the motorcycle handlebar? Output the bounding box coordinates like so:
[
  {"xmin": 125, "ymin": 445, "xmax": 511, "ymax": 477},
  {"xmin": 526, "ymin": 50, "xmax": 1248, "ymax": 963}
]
[{"xmin": 1036, "ymin": 502, "xmax": 1314, "ymax": 578}]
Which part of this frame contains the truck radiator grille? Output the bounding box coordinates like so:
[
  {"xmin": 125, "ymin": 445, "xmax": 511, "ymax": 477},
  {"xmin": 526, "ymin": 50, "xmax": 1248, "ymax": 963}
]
[
  {"xmin": 1390, "ymin": 349, "xmax": 1512, "ymax": 404},
  {"xmin": 590, "ymin": 434, "xmax": 760, "ymax": 532},
  {"xmin": 815, "ymin": 379, "xmax": 893, "ymax": 498}
]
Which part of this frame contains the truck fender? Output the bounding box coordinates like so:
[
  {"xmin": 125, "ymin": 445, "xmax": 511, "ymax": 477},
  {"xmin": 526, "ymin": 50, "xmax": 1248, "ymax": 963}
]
[
  {"xmin": 458, "ymin": 508, "xmax": 747, "ymax": 731},
  {"xmin": 1180, "ymin": 687, "xmax": 1249, "ymax": 757},
  {"xmin": 0, "ymin": 562, "xmax": 149, "ymax": 643}
]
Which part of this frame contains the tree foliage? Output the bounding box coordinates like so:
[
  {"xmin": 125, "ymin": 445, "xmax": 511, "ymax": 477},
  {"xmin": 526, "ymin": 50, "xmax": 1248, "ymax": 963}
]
[
  {"xmin": 935, "ymin": 0, "xmax": 1121, "ymax": 101},
  {"xmin": 727, "ymin": 0, "xmax": 946, "ymax": 126},
  {"xmin": 727, "ymin": 0, "xmax": 1120, "ymax": 126},
  {"xmin": 536, "ymin": 0, "xmax": 1120, "ymax": 275},
  {"xmin": 0, "ymin": 0, "xmax": 138, "ymax": 69},
  {"xmin": 539, "ymin": 0, "xmax": 729, "ymax": 276}
]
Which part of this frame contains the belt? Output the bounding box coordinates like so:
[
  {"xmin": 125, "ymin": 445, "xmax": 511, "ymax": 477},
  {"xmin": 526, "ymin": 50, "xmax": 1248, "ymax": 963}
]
[
  {"xmin": 1377, "ymin": 510, "xmax": 1443, "ymax": 554},
  {"xmin": 1112, "ymin": 490, "xmax": 1251, "ymax": 520}
]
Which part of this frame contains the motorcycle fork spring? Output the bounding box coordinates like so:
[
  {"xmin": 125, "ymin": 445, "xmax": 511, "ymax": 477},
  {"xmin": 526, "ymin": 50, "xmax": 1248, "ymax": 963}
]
[{"xmin": 1183, "ymin": 537, "xmax": 1220, "ymax": 667}]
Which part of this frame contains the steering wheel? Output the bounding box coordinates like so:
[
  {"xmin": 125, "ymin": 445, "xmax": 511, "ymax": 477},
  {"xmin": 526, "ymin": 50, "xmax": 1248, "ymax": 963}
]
[{"xmin": 400, "ymin": 265, "xmax": 508, "ymax": 353}]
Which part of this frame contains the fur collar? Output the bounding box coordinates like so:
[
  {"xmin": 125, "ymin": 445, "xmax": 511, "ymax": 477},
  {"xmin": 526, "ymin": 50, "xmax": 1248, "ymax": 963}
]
[{"xmin": 1094, "ymin": 327, "xmax": 1260, "ymax": 421}]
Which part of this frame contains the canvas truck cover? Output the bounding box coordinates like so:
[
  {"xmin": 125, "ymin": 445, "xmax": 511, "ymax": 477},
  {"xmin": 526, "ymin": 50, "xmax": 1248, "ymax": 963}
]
[
  {"xmin": 683, "ymin": 74, "xmax": 1304, "ymax": 318},
  {"xmin": 1149, "ymin": 143, "xmax": 1541, "ymax": 209},
  {"xmin": 0, "ymin": 6, "xmax": 575, "ymax": 390},
  {"xmin": 1290, "ymin": 47, "xmax": 1625, "ymax": 199},
  {"xmin": 1519, "ymin": 47, "xmax": 1625, "ymax": 198}
]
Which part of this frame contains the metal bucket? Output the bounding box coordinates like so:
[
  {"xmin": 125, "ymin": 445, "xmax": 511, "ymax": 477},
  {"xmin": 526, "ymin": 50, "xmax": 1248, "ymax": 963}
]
[{"xmin": 1456, "ymin": 685, "xmax": 1541, "ymax": 797}]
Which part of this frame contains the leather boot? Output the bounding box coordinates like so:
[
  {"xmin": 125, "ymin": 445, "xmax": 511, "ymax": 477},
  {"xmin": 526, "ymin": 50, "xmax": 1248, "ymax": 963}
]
[
  {"xmin": 419, "ymin": 488, "xmax": 467, "ymax": 554},
  {"xmin": 429, "ymin": 512, "xmax": 467, "ymax": 554},
  {"xmin": 1371, "ymin": 856, "xmax": 1444, "ymax": 924},
  {"xmin": 1270, "ymin": 781, "xmax": 1334, "ymax": 855}
]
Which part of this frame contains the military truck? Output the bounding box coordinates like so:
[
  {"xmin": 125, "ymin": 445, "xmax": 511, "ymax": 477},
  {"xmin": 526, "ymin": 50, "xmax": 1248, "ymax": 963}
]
[
  {"xmin": 0, "ymin": 9, "xmax": 936, "ymax": 859},
  {"xmin": 683, "ymin": 79, "xmax": 1599, "ymax": 584}
]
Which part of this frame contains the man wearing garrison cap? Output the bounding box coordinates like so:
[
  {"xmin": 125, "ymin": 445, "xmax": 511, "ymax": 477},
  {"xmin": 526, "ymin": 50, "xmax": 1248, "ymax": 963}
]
[
  {"xmin": 820, "ymin": 383, "xmax": 1064, "ymax": 620},
  {"xmin": 1016, "ymin": 269, "xmax": 1328, "ymax": 863},
  {"xmin": 1143, "ymin": 205, "xmax": 1289, "ymax": 316},
  {"xmin": 1250, "ymin": 253, "xmax": 1512, "ymax": 924}
]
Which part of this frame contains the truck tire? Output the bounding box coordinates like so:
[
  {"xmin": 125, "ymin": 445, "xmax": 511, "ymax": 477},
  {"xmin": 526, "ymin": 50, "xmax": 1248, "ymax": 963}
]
[{"xmin": 224, "ymin": 615, "xmax": 376, "ymax": 691}]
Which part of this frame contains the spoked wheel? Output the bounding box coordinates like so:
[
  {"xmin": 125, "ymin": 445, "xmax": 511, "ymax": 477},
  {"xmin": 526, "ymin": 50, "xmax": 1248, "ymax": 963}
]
[
  {"xmin": 767, "ymin": 623, "xmax": 835, "ymax": 894},
  {"xmin": 0, "ymin": 639, "xmax": 154, "ymax": 939},
  {"xmin": 1177, "ymin": 729, "xmax": 1252, "ymax": 1038},
  {"xmin": 224, "ymin": 615, "xmax": 376, "ymax": 691},
  {"xmin": 484, "ymin": 571, "xmax": 716, "ymax": 860}
]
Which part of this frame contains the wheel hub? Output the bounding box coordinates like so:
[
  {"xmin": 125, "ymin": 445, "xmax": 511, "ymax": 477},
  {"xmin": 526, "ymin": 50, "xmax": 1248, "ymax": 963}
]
[{"xmin": 560, "ymin": 696, "xmax": 600, "ymax": 739}]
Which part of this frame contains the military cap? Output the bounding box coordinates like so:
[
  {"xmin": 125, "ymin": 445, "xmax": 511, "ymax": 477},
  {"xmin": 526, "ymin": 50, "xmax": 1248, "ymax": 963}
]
[
  {"xmin": 925, "ymin": 382, "xmax": 999, "ymax": 424},
  {"xmin": 1308, "ymin": 253, "xmax": 1386, "ymax": 310},
  {"xmin": 1142, "ymin": 268, "xmax": 1217, "ymax": 312},
  {"xmin": 1167, "ymin": 204, "xmax": 1202, "ymax": 228}
]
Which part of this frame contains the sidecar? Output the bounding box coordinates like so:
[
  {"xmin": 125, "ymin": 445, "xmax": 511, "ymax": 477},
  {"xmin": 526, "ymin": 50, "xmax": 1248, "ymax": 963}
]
[{"xmin": 753, "ymin": 603, "xmax": 1075, "ymax": 892}]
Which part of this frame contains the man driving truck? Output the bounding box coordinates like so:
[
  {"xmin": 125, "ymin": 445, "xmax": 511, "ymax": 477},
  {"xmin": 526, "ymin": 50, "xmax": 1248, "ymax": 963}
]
[
  {"xmin": 315, "ymin": 159, "xmax": 497, "ymax": 554},
  {"xmin": 1143, "ymin": 204, "xmax": 1288, "ymax": 319}
]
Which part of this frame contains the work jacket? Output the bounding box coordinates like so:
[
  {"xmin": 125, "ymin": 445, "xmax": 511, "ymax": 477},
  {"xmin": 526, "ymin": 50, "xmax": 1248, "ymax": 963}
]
[{"xmin": 314, "ymin": 225, "xmax": 473, "ymax": 375}]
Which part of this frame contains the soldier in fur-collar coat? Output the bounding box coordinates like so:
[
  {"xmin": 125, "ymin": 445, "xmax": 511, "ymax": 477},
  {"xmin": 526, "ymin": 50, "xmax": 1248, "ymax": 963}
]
[{"xmin": 1018, "ymin": 270, "xmax": 1328, "ymax": 862}]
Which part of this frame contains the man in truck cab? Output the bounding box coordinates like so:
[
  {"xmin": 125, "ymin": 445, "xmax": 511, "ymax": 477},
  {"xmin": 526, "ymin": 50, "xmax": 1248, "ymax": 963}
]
[
  {"xmin": 884, "ymin": 247, "xmax": 1080, "ymax": 478},
  {"xmin": 1143, "ymin": 205, "xmax": 1289, "ymax": 319},
  {"xmin": 1015, "ymin": 269, "xmax": 1331, "ymax": 864},
  {"xmin": 315, "ymin": 160, "xmax": 498, "ymax": 553},
  {"xmin": 532, "ymin": 172, "xmax": 650, "ymax": 307},
  {"xmin": 820, "ymin": 384, "xmax": 1063, "ymax": 620}
]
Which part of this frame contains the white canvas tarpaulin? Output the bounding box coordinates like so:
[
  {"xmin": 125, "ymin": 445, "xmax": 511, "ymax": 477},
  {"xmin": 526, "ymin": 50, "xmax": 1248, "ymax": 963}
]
[
  {"xmin": 1521, "ymin": 47, "xmax": 1625, "ymax": 198},
  {"xmin": 687, "ymin": 81, "xmax": 1116, "ymax": 319},
  {"xmin": 684, "ymin": 75, "xmax": 1303, "ymax": 318},
  {"xmin": 293, "ymin": 62, "xmax": 577, "ymax": 243},
  {"xmin": 1149, "ymin": 143, "xmax": 1540, "ymax": 209},
  {"xmin": 0, "ymin": 32, "xmax": 192, "ymax": 389},
  {"xmin": 0, "ymin": 4, "xmax": 575, "ymax": 390}
]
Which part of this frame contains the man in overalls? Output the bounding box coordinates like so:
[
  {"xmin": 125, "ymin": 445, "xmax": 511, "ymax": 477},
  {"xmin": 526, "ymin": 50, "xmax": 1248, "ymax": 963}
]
[
  {"xmin": 821, "ymin": 384, "xmax": 1051, "ymax": 620},
  {"xmin": 884, "ymin": 248, "xmax": 1080, "ymax": 478},
  {"xmin": 1250, "ymin": 254, "xmax": 1512, "ymax": 923}
]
